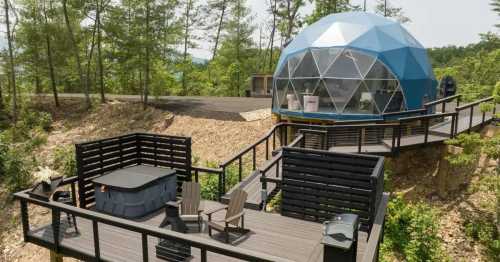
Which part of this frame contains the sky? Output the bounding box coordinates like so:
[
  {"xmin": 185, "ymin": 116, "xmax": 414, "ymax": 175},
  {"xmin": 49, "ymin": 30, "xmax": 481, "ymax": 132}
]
[{"xmin": 190, "ymin": 0, "xmax": 499, "ymax": 59}]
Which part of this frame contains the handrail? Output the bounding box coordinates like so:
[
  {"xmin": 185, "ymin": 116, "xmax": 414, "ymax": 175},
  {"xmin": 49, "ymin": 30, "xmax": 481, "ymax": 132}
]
[
  {"xmin": 14, "ymin": 191, "xmax": 293, "ymax": 262},
  {"xmin": 399, "ymin": 111, "xmax": 457, "ymax": 122},
  {"xmin": 287, "ymin": 133, "xmax": 305, "ymax": 147},
  {"xmin": 456, "ymin": 96, "xmax": 493, "ymax": 111},
  {"xmin": 424, "ymin": 94, "xmax": 461, "ymax": 108},
  {"xmin": 361, "ymin": 193, "xmax": 389, "ymax": 262},
  {"xmin": 382, "ymin": 108, "xmax": 427, "ymax": 117}
]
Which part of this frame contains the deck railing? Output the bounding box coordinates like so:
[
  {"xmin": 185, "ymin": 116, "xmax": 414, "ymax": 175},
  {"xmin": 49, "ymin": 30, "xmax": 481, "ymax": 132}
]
[
  {"xmin": 424, "ymin": 94, "xmax": 461, "ymax": 113},
  {"xmin": 14, "ymin": 177, "xmax": 292, "ymax": 262},
  {"xmin": 455, "ymin": 96, "xmax": 496, "ymax": 133}
]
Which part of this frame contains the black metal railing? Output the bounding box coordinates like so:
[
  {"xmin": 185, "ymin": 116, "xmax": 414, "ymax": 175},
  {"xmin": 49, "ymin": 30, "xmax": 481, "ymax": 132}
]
[
  {"xmin": 455, "ymin": 96, "xmax": 496, "ymax": 133},
  {"xmin": 14, "ymin": 180, "xmax": 292, "ymax": 262}
]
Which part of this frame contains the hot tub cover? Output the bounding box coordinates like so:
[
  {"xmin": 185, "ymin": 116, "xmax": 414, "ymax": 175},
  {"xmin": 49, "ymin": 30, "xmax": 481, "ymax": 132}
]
[
  {"xmin": 93, "ymin": 165, "xmax": 176, "ymax": 192},
  {"xmin": 93, "ymin": 165, "xmax": 177, "ymax": 218}
]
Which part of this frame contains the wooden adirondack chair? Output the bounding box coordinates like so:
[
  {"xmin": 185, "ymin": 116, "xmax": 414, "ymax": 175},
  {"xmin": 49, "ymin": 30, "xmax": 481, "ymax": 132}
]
[
  {"xmin": 165, "ymin": 182, "xmax": 203, "ymax": 231},
  {"xmin": 205, "ymin": 189, "xmax": 248, "ymax": 243}
]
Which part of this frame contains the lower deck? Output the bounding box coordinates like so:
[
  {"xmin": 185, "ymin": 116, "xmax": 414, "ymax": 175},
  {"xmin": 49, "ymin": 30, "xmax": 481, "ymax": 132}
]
[{"xmin": 27, "ymin": 200, "xmax": 368, "ymax": 262}]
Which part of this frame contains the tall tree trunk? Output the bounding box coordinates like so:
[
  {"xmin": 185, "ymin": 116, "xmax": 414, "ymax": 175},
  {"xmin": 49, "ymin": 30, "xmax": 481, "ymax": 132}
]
[
  {"xmin": 85, "ymin": 23, "xmax": 97, "ymax": 95},
  {"xmin": 181, "ymin": 0, "xmax": 192, "ymax": 95},
  {"xmin": 4, "ymin": 0, "xmax": 17, "ymax": 122},
  {"xmin": 43, "ymin": 1, "xmax": 59, "ymax": 107},
  {"xmin": 235, "ymin": 0, "xmax": 241, "ymax": 97},
  {"xmin": 96, "ymin": 0, "xmax": 105, "ymax": 103},
  {"xmin": 0, "ymin": 80, "xmax": 3, "ymax": 109},
  {"xmin": 62, "ymin": 0, "xmax": 90, "ymax": 109},
  {"xmin": 268, "ymin": 0, "xmax": 277, "ymax": 72},
  {"xmin": 143, "ymin": 0, "xmax": 150, "ymax": 109},
  {"xmin": 212, "ymin": 0, "xmax": 226, "ymax": 59}
]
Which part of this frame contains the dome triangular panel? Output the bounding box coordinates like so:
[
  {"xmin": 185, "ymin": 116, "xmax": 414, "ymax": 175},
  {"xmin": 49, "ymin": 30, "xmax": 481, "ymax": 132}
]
[
  {"xmin": 324, "ymin": 50, "xmax": 362, "ymax": 78},
  {"xmin": 343, "ymin": 82, "xmax": 380, "ymax": 114},
  {"xmin": 293, "ymin": 50, "xmax": 320, "ymax": 77},
  {"xmin": 324, "ymin": 79, "xmax": 361, "ymax": 112},
  {"xmin": 313, "ymin": 80, "xmax": 337, "ymax": 112},
  {"xmin": 312, "ymin": 48, "xmax": 342, "ymax": 75}
]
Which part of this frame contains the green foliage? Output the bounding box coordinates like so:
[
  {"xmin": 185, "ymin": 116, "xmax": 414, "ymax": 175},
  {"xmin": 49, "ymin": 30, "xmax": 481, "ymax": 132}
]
[
  {"xmin": 0, "ymin": 136, "xmax": 36, "ymax": 193},
  {"xmin": 431, "ymin": 33, "xmax": 500, "ymax": 102},
  {"xmin": 444, "ymin": 133, "xmax": 482, "ymax": 167},
  {"xmin": 479, "ymin": 102, "xmax": 495, "ymax": 113},
  {"xmin": 381, "ymin": 196, "xmax": 448, "ymax": 262},
  {"xmin": 464, "ymin": 216, "xmax": 500, "ymax": 259},
  {"xmin": 267, "ymin": 191, "xmax": 282, "ymax": 211},
  {"xmin": 52, "ymin": 145, "xmax": 77, "ymax": 177},
  {"xmin": 463, "ymin": 174, "xmax": 500, "ymax": 260},
  {"xmin": 482, "ymin": 133, "xmax": 500, "ymax": 161}
]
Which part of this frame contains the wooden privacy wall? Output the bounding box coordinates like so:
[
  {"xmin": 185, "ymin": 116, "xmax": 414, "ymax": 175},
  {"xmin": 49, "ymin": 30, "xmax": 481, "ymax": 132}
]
[
  {"xmin": 75, "ymin": 133, "xmax": 191, "ymax": 209},
  {"xmin": 280, "ymin": 147, "xmax": 384, "ymax": 232}
]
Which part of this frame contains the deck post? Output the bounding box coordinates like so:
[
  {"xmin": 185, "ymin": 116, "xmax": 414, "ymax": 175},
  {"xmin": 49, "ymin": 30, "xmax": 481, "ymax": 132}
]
[
  {"xmin": 272, "ymin": 130, "xmax": 276, "ymax": 150},
  {"xmin": 468, "ymin": 106, "xmax": 474, "ymax": 133},
  {"xmin": 357, "ymin": 128, "xmax": 362, "ymax": 153},
  {"xmin": 51, "ymin": 208, "xmax": 60, "ymax": 253},
  {"xmin": 252, "ymin": 147, "xmax": 256, "ymax": 171},
  {"xmin": 450, "ymin": 114, "xmax": 456, "ymax": 138},
  {"xmin": 265, "ymin": 137, "xmax": 269, "ymax": 160},
  {"xmin": 238, "ymin": 157, "xmax": 242, "ymax": 182},
  {"xmin": 261, "ymin": 175, "xmax": 268, "ymax": 211},
  {"xmin": 201, "ymin": 249, "xmax": 207, "ymax": 262},
  {"xmin": 49, "ymin": 251, "xmax": 63, "ymax": 262},
  {"xmin": 141, "ymin": 233, "xmax": 149, "ymax": 262},
  {"xmin": 93, "ymin": 220, "xmax": 101, "ymax": 260},
  {"xmin": 20, "ymin": 200, "xmax": 29, "ymax": 240},
  {"xmin": 441, "ymin": 101, "xmax": 446, "ymax": 113},
  {"xmin": 424, "ymin": 118, "xmax": 429, "ymax": 144}
]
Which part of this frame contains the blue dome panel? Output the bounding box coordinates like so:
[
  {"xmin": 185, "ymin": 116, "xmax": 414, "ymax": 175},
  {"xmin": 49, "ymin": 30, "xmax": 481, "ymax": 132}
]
[{"xmin": 273, "ymin": 11, "xmax": 437, "ymax": 120}]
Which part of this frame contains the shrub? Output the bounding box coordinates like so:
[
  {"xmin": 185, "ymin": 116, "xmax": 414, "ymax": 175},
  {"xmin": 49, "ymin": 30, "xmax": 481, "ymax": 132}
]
[
  {"xmin": 479, "ymin": 102, "xmax": 494, "ymax": 113},
  {"xmin": 52, "ymin": 145, "xmax": 76, "ymax": 177},
  {"xmin": 381, "ymin": 196, "xmax": 448, "ymax": 262},
  {"xmin": 19, "ymin": 109, "xmax": 53, "ymax": 131},
  {"xmin": 444, "ymin": 133, "xmax": 482, "ymax": 167},
  {"xmin": 464, "ymin": 213, "xmax": 499, "ymax": 260},
  {"xmin": 1, "ymin": 145, "xmax": 35, "ymax": 193}
]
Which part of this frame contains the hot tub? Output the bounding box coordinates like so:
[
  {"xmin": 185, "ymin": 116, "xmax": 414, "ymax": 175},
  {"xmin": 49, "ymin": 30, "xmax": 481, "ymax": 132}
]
[{"xmin": 93, "ymin": 165, "xmax": 177, "ymax": 218}]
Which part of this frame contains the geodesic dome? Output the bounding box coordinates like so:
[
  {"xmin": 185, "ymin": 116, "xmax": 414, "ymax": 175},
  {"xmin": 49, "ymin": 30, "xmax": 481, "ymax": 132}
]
[{"xmin": 272, "ymin": 11, "xmax": 437, "ymax": 120}]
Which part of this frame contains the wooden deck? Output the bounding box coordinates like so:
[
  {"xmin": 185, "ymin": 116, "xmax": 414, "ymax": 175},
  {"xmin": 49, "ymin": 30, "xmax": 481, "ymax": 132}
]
[
  {"xmin": 27, "ymin": 200, "xmax": 368, "ymax": 262},
  {"xmin": 231, "ymin": 104, "xmax": 496, "ymax": 210}
]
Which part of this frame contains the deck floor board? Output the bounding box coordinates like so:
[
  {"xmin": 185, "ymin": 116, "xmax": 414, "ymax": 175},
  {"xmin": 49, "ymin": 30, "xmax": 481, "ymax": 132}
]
[{"xmin": 28, "ymin": 200, "xmax": 368, "ymax": 262}]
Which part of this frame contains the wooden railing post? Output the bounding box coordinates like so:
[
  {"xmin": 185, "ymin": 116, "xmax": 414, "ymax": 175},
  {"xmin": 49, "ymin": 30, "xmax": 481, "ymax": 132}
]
[
  {"xmin": 424, "ymin": 118, "xmax": 430, "ymax": 144},
  {"xmin": 358, "ymin": 128, "xmax": 363, "ymax": 153},
  {"xmin": 468, "ymin": 106, "xmax": 474, "ymax": 133},
  {"xmin": 238, "ymin": 157, "xmax": 242, "ymax": 182},
  {"xmin": 219, "ymin": 167, "xmax": 225, "ymax": 200},
  {"xmin": 20, "ymin": 200, "xmax": 29, "ymax": 240},
  {"xmin": 252, "ymin": 147, "xmax": 257, "ymax": 171},
  {"xmin": 142, "ymin": 233, "xmax": 149, "ymax": 262},
  {"xmin": 441, "ymin": 101, "xmax": 446, "ymax": 113},
  {"xmin": 93, "ymin": 220, "xmax": 101, "ymax": 260},
  {"xmin": 52, "ymin": 208, "xmax": 60, "ymax": 253},
  {"xmin": 261, "ymin": 172, "xmax": 268, "ymax": 211},
  {"xmin": 201, "ymin": 248, "xmax": 207, "ymax": 262},
  {"xmin": 194, "ymin": 170, "xmax": 199, "ymax": 183},
  {"xmin": 265, "ymin": 137, "xmax": 270, "ymax": 160},
  {"xmin": 272, "ymin": 130, "xmax": 276, "ymax": 150},
  {"xmin": 450, "ymin": 114, "xmax": 456, "ymax": 138}
]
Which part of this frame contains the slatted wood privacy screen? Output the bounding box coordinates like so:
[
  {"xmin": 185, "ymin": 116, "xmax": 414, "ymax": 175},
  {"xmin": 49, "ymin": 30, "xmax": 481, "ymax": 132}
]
[
  {"xmin": 280, "ymin": 147, "xmax": 384, "ymax": 232},
  {"xmin": 76, "ymin": 133, "xmax": 192, "ymax": 209}
]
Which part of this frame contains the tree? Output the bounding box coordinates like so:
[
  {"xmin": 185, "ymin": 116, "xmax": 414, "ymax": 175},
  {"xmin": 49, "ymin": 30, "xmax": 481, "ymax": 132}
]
[
  {"xmin": 217, "ymin": 0, "xmax": 254, "ymax": 96},
  {"xmin": 96, "ymin": 0, "xmax": 107, "ymax": 103},
  {"xmin": 42, "ymin": 0, "xmax": 59, "ymax": 107},
  {"xmin": 492, "ymin": 0, "xmax": 500, "ymax": 28},
  {"xmin": 277, "ymin": 0, "xmax": 304, "ymax": 44},
  {"xmin": 375, "ymin": 0, "xmax": 410, "ymax": 23},
  {"xmin": 180, "ymin": 0, "xmax": 201, "ymax": 95},
  {"xmin": 205, "ymin": 0, "xmax": 229, "ymax": 59},
  {"xmin": 62, "ymin": 0, "xmax": 91, "ymax": 109},
  {"xmin": 306, "ymin": 0, "xmax": 358, "ymax": 25},
  {"xmin": 4, "ymin": 0, "xmax": 17, "ymax": 121}
]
